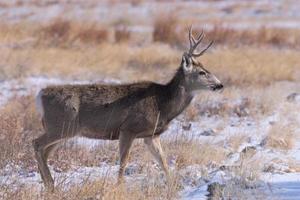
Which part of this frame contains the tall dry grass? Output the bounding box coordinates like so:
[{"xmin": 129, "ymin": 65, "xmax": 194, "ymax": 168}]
[
  {"xmin": 36, "ymin": 19, "xmax": 109, "ymax": 47},
  {"xmin": 165, "ymin": 139, "xmax": 227, "ymax": 169},
  {"xmin": 205, "ymin": 24, "xmax": 300, "ymax": 48},
  {"xmin": 0, "ymin": 41, "xmax": 298, "ymax": 86},
  {"xmin": 0, "ymin": 21, "xmax": 299, "ymax": 85},
  {"xmin": 1, "ymin": 174, "xmax": 180, "ymax": 200},
  {"xmin": 264, "ymin": 124, "xmax": 295, "ymax": 150},
  {"xmin": 153, "ymin": 13, "xmax": 182, "ymax": 46},
  {"xmin": 152, "ymin": 17, "xmax": 300, "ymax": 48},
  {"xmin": 0, "ymin": 95, "xmax": 41, "ymax": 169},
  {"xmin": 1, "ymin": 19, "xmax": 300, "ymax": 48},
  {"xmin": 115, "ymin": 26, "xmax": 131, "ymax": 43}
]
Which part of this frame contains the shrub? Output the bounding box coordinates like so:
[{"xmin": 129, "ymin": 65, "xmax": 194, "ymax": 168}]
[
  {"xmin": 115, "ymin": 27, "xmax": 131, "ymax": 43},
  {"xmin": 153, "ymin": 13, "xmax": 181, "ymax": 46},
  {"xmin": 0, "ymin": 95, "xmax": 41, "ymax": 168},
  {"xmin": 206, "ymin": 23, "xmax": 300, "ymax": 47},
  {"xmin": 75, "ymin": 26, "xmax": 108, "ymax": 44},
  {"xmin": 38, "ymin": 19, "xmax": 71, "ymax": 46},
  {"xmin": 37, "ymin": 19, "xmax": 108, "ymax": 46}
]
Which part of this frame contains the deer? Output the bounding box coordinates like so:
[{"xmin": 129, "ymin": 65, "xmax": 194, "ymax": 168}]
[{"xmin": 33, "ymin": 26, "xmax": 223, "ymax": 192}]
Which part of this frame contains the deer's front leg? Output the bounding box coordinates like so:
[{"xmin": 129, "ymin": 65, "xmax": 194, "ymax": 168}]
[
  {"xmin": 118, "ymin": 131, "xmax": 135, "ymax": 183},
  {"xmin": 144, "ymin": 136, "xmax": 169, "ymax": 178},
  {"xmin": 118, "ymin": 114, "xmax": 152, "ymax": 182}
]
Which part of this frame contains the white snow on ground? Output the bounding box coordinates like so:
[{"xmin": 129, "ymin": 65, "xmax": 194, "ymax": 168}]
[
  {"xmin": 181, "ymin": 185, "xmax": 208, "ymax": 200},
  {"xmin": 0, "ymin": 77, "xmax": 300, "ymax": 199},
  {"xmin": 262, "ymin": 173, "xmax": 300, "ymax": 200}
]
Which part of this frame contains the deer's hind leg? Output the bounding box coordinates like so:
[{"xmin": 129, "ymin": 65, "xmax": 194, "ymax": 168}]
[
  {"xmin": 33, "ymin": 118, "xmax": 77, "ymax": 191},
  {"xmin": 33, "ymin": 133, "xmax": 62, "ymax": 192}
]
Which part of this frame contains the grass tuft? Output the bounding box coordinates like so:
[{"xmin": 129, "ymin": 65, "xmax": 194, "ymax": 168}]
[
  {"xmin": 37, "ymin": 19, "xmax": 108, "ymax": 47},
  {"xmin": 153, "ymin": 13, "xmax": 181, "ymax": 46}
]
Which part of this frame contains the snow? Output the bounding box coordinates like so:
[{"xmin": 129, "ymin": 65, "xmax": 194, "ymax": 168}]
[
  {"xmin": 182, "ymin": 185, "xmax": 208, "ymax": 200},
  {"xmin": 262, "ymin": 173, "xmax": 300, "ymax": 200}
]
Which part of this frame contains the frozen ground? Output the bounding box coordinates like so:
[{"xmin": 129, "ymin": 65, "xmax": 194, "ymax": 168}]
[{"xmin": 0, "ymin": 76, "xmax": 299, "ymax": 199}]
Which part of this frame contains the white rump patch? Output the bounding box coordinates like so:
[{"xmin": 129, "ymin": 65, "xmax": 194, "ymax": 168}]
[{"xmin": 35, "ymin": 90, "xmax": 44, "ymax": 117}]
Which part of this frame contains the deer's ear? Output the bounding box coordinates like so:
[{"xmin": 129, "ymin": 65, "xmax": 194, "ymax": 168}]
[{"xmin": 182, "ymin": 55, "xmax": 192, "ymax": 73}]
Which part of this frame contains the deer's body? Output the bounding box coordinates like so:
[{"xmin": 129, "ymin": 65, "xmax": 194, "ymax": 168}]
[
  {"xmin": 37, "ymin": 69, "xmax": 192, "ymax": 141},
  {"xmin": 33, "ymin": 27, "xmax": 223, "ymax": 191}
]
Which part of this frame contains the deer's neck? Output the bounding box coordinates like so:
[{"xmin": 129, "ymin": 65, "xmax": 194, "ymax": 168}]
[{"xmin": 161, "ymin": 68, "xmax": 193, "ymax": 122}]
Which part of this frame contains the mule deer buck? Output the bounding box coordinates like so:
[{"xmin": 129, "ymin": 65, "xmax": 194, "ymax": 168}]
[{"xmin": 33, "ymin": 27, "xmax": 223, "ymax": 191}]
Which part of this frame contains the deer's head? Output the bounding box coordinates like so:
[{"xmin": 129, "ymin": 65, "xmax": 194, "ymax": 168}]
[{"xmin": 181, "ymin": 26, "xmax": 223, "ymax": 92}]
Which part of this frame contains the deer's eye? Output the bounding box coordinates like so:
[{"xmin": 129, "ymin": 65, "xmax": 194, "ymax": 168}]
[{"xmin": 199, "ymin": 71, "xmax": 206, "ymax": 76}]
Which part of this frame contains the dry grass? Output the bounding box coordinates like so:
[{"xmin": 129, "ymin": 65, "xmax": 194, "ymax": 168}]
[
  {"xmin": 264, "ymin": 122, "xmax": 295, "ymax": 150},
  {"xmin": 208, "ymin": 150, "xmax": 264, "ymax": 199},
  {"xmin": 0, "ymin": 42, "xmax": 179, "ymax": 81},
  {"xmin": 0, "ymin": 41, "xmax": 299, "ymax": 86},
  {"xmin": 220, "ymin": 147, "xmax": 265, "ymax": 199},
  {"xmin": 185, "ymin": 104, "xmax": 199, "ymax": 121},
  {"xmin": 0, "ymin": 95, "xmax": 41, "ymax": 169},
  {"xmin": 287, "ymin": 159, "xmax": 300, "ymax": 173},
  {"xmin": 0, "ymin": 21, "xmax": 299, "ymax": 85},
  {"xmin": 263, "ymin": 99, "xmax": 299, "ymax": 151},
  {"xmin": 29, "ymin": 134, "xmax": 227, "ymax": 192},
  {"xmin": 226, "ymin": 134, "xmax": 249, "ymax": 151},
  {"xmin": 205, "ymin": 24, "xmax": 300, "ymax": 48},
  {"xmin": 165, "ymin": 139, "xmax": 227, "ymax": 169},
  {"xmin": 115, "ymin": 26, "xmax": 131, "ymax": 43},
  {"xmin": 1, "ymin": 173, "xmax": 180, "ymax": 200},
  {"xmin": 152, "ymin": 20, "xmax": 300, "ymax": 48},
  {"xmin": 202, "ymin": 47, "xmax": 299, "ymax": 85},
  {"xmin": 1, "ymin": 17, "xmax": 300, "ymax": 49},
  {"xmin": 193, "ymin": 86, "xmax": 276, "ymax": 118},
  {"xmin": 153, "ymin": 13, "xmax": 182, "ymax": 46},
  {"xmin": 36, "ymin": 19, "xmax": 109, "ymax": 47}
]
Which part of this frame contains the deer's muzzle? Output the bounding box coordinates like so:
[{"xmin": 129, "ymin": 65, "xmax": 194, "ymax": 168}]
[{"xmin": 211, "ymin": 84, "xmax": 223, "ymax": 91}]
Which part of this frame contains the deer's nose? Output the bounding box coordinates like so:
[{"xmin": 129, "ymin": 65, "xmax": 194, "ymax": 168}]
[
  {"xmin": 217, "ymin": 84, "xmax": 223, "ymax": 90},
  {"xmin": 213, "ymin": 84, "xmax": 223, "ymax": 91}
]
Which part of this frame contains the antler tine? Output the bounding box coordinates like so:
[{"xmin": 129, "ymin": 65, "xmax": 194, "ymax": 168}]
[
  {"xmin": 188, "ymin": 25, "xmax": 195, "ymax": 48},
  {"xmin": 196, "ymin": 29, "xmax": 204, "ymax": 41},
  {"xmin": 188, "ymin": 26, "xmax": 212, "ymax": 56},
  {"xmin": 188, "ymin": 27, "xmax": 205, "ymax": 55},
  {"xmin": 192, "ymin": 40, "xmax": 214, "ymax": 57},
  {"xmin": 193, "ymin": 30, "xmax": 205, "ymax": 49}
]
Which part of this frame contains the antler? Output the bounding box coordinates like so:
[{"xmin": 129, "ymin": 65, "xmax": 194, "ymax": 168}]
[{"xmin": 188, "ymin": 25, "xmax": 213, "ymax": 57}]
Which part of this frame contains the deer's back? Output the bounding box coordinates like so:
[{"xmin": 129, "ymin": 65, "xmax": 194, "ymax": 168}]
[{"xmin": 41, "ymin": 82, "xmax": 153, "ymax": 104}]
